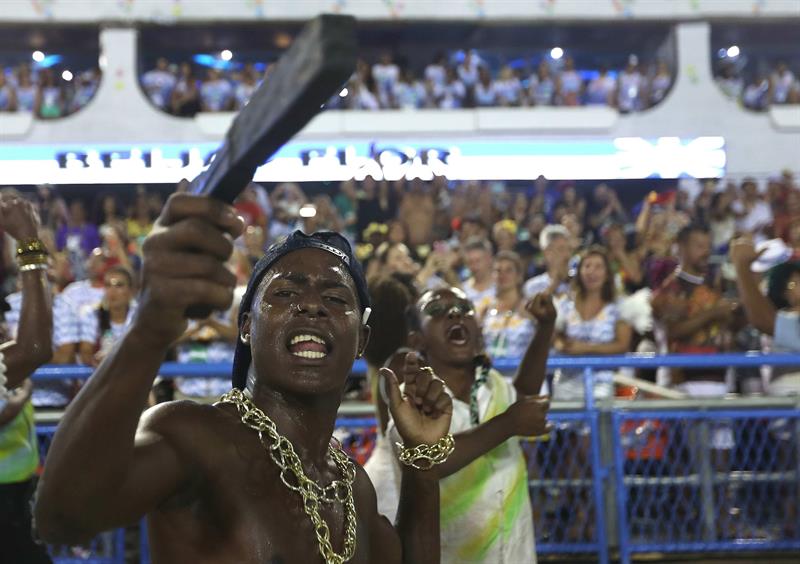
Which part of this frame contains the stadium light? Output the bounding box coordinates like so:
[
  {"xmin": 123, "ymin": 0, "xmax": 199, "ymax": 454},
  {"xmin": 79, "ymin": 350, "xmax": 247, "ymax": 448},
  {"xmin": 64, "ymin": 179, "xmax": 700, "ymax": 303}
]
[
  {"xmin": 220, "ymin": 49, "xmax": 233, "ymax": 61},
  {"xmin": 299, "ymin": 204, "xmax": 317, "ymax": 218},
  {"xmin": 339, "ymin": 87, "xmax": 348, "ymax": 97},
  {"xmin": 61, "ymin": 70, "xmax": 73, "ymax": 81},
  {"xmin": 32, "ymin": 51, "xmax": 45, "ymax": 62},
  {"xmin": 550, "ymin": 47, "xmax": 564, "ymax": 60},
  {"xmin": 726, "ymin": 45, "xmax": 740, "ymax": 58}
]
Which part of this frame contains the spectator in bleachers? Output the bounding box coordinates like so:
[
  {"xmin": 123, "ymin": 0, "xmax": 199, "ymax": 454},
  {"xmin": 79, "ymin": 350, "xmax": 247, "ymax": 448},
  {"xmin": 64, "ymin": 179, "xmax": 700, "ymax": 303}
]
[
  {"xmin": 366, "ymin": 241, "xmax": 420, "ymax": 285},
  {"xmin": 716, "ymin": 63, "xmax": 744, "ymax": 101},
  {"xmin": 461, "ymin": 237, "xmax": 496, "ymax": 311},
  {"xmin": 603, "ymin": 223, "xmax": 645, "ymax": 294},
  {"xmin": 94, "ymin": 193, "xmax": 126, "ymax": 240},
  {"xmin": 234, "ymin": 63, "xmax": 259, "ymax": 110},
  {"xmin": 35, "ymin": 69, "xmax": 63, "ymax": 119},
  {"xmin": 14, "ymin": 66, "xmax": 36, "ymax": 112},
  {"xmin": 438, "ymin": 67, "xmax": 467, "ymax": 109},
  {"xmin": 456, "ymin": 50, "xmax": 481, "ymax": 92},
  {"xmin": 617, "ymin": 55, "xmax": 644, "ymax": 113},
  {"xmin": 372, "ymin": 53, "xmax": 400, "ymax": 108},
  {"xmin": 68, "ymin": 69, "xmax": 99, "ymax": 114},
  {"xmin": 734, "ymin": 178, "xmax": 773, "ymax": 237},
  {"xmin": 742, "ymin": 74, "xmax": 770, "ymax": 110},
  {"xmin": 141, "ymin": 57, "xmax": 176, "ymax": 110},
  {"xmin": 553, "ymin": 246, "xmax": 632, "ymax": 399},
  {"xmin": 78, "ymin": 265, "xmax": 136, "ymax": 366},
  {"xmin": 652, "ymin": 224, "xmax": 741, "ymax": 400},
  {"xmin": 0, "ymin": 71, "xmax": 18, "ymax": 112},
  {"xmin": 393, "ymin": 69, "xmax": 425, "ymax": 109},
  {"xmin": 773, "ymin": 187, "xmax": 800, "ymax": 242},
  {"xmin": 425, "ymin": 52, "xmax": 448, "ymax": 90},
  {"xmin": 61, "ymin": 248, "xmax": 106, "ymax": 314},
  {"xmin": 57, "ymin": 199, "xmax": 101, "ymax": 281},
  {"xmin": 586, "ymin": 66, "xmax": 616, "ymax": 106},
  {"xmin": 649, "ymin": 61, "xmax": 673, "ymax": 106},
  {"xmin": 556, "ymin": 56, "xmax": 582, "ymax": 106},
  {"xmin": 479, "ymin": 250, "xmax": 535, "ymax": 360},
  {"xmin": 170, "ymin": 62, "xmax": 200, "ymax": 116},
  {"xmin": 473, "ymin": 66, "xmax": 498, "ymax": 107},
  {"xmin": 334, "ymin": 180, "xmax": 358, "ymax": 237},
  {"xmin": 587, "ymin": 183, "xmax": 627, "ymax": 234},
  {"xmin": 770, "ymin": 61, "xmax": 797, "ymax": 105},
  {"xmin": 709, "ymin": 190, "xmax": 737, "ymax": 252},
  {"xmin": 529, "ymin": 60, "xmax": 556, "ymax": 106},
  {"xmin": 200, "ymin": 68, "xmax": 234, "ymax": 112},
  {"xmin": 126, "ymin": 189, "xmax": 155, "ymax": 253},
  {"xmin": 492, "ymin": 219, "xmax": 518, "ymax": 253},
  {"xmin": 234, "ymin": 184, "xmax": 268, "ymax": 229},
  {"xmin": 495, "ymin": 65, "xmax": 524, "ymax": 107},
  {"xmin": 349, "ymin": 75, "xmax": 380, "ymax": 110},
  {"xmin": 399, "ymin": 179, "xmax": 435, "ymax": 248}
]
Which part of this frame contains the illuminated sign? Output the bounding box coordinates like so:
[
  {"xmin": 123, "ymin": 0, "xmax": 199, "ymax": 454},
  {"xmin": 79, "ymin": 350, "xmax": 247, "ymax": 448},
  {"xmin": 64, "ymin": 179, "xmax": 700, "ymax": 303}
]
[{"xmin": 0, "ymin": 137, "xmax": 725, "ymax": 184}]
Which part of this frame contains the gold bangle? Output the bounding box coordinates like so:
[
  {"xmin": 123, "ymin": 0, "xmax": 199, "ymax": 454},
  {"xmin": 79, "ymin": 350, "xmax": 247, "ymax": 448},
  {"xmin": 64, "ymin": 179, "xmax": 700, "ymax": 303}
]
[
  {"xmin": 17, "ymin": 253, "xmax": 49, "ymax": 267},
  {"xmin": 16, "ymin": 238, "xmax": 47, "ymax": 257},
  {"xmin": 19, "ymin": 263, "xmax": 48, "ymax": 273},
  {"xmin": 395, "ymin": 433, "xmax": 455, "ymax": 471}
]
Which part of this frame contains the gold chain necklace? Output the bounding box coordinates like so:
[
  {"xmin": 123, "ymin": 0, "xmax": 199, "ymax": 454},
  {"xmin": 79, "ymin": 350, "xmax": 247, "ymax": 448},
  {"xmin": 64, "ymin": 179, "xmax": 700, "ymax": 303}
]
[{"xmin": 219, "ymin": 388, "xmax": 357, "ymax": 564}]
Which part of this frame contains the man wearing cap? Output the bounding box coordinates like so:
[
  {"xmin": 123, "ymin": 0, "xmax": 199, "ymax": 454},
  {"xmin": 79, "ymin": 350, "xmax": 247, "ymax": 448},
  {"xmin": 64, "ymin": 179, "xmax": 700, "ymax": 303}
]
[{"xmin": 36, "ymin": 193, "xmax": 453, "ymax": 563}]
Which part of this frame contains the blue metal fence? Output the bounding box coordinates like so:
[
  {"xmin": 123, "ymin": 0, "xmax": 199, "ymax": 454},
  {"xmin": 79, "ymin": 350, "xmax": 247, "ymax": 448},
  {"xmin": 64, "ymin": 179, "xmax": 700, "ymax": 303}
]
[{"xmin": 28, "ymin": 353, "xmax": 800, "ymax": 563}]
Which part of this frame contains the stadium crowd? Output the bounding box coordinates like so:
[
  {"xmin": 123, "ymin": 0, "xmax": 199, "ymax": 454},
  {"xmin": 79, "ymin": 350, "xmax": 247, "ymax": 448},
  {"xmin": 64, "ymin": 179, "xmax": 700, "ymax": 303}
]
[
  {"xmin": 140, "ymin": 51, "xmax": 674, "ymax": 115},
  {"xmin": 1, "ymin": 169, "xmax": 798, "ymax": 408},
  {"xmin": 716, "ymin": 58, "xmax": 800, "ymax": 110},
  {"xmin": 0, "ymin": 64, "xmax": 101, "ymax": 118}
]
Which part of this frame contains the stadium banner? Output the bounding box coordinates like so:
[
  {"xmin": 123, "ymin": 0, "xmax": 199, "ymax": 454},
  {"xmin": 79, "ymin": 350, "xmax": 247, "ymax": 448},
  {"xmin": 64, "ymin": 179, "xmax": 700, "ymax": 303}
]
[{"xmin": 0, "ymin": 137, "xmax": 725, "ymax": 185}]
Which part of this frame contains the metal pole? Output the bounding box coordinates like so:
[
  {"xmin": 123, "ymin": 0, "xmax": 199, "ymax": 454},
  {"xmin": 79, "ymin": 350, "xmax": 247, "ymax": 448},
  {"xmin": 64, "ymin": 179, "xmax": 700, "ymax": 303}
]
[
  {"xmin": 610, "ymin": 411, "xmax": 632, "ymax": 564},
  {"xmin": 697, "ymin": 419, "xmax": 717, "ymax": 543},
  {"xmin": 585, "ymin": 367, "xmax": 610, "ymax": 564}
]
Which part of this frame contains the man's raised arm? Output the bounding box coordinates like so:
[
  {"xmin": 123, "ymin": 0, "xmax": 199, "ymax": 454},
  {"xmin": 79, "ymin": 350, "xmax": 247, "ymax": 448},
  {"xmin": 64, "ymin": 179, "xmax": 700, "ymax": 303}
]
[
  {"xmin": 382, "ymin": 354, "xmax": 453, "ymax": 564},
  {"xmin": 35, "ymin": 194, "xmax": 244, "ymax": 544},
  {"xmin": 0, "ymin": 196, "xmax": 52, "ymax": 390}
]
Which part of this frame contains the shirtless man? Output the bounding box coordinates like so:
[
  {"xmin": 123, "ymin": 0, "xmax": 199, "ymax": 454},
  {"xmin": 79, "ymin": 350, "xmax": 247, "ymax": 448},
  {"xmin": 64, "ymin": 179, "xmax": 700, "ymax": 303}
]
[{"xmin": 35, "ymin": 193, "xmax": 453, "ymax": 563}]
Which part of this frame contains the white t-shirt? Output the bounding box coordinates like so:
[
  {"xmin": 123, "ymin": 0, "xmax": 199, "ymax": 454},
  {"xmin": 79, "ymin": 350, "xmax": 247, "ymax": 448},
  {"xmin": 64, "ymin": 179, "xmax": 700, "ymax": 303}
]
[
  {"xmin": 424, "ymin": 64, "xmax": 447, "ymax": 88},
  {"xmin": 495, "ymin": 78, "xmax": 522, "ymax": 106},
  {"xmin": 142, "ymin": 69, "xmax": 177, "ymax": 109},
  {"xmin": 771, "ymin": 70, "xmax": 796, "ymax": 104},
  {"xmin": 200, "ymin": 79, "xmax": 234, "ymax": 112},
  {"xmin": 618, "ymin": 70, "xmax": 643, "ymax": 112},
  {"xmin": 473, "ymin": 81, "xmax": 498, "ymax": 107},
  {"xmin": 586, "ymin": 75, "xmax": 616, "ymax": 105},
  {"xmin": 734, "ymin": 200, "xmax": 773, "ymax": 234}
]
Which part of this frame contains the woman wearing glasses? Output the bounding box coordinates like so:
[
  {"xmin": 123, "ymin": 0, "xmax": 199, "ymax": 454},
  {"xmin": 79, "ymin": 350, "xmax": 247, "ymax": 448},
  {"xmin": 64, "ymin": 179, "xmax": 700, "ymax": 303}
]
[{"xmin": 78, "ymin": 265, "xmax": 136, "ymax": 367}]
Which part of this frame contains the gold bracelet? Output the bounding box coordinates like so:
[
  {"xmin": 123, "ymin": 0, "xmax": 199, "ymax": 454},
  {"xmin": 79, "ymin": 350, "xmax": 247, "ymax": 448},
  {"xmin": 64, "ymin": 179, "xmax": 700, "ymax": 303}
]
[
  {"xmin": 16, "ymin": 238, "xmax": 47, "ymax": 257},
  {"xmin": 395, "ymin": 434, "xmax": 455, "ymax": 471},
  {"xmin": 17, "ymin": 253, "xmax": 49, "ymax": 268},
  {"xmin": 19, "ymin": 263, "xmax": 48, "ymax": 273}
]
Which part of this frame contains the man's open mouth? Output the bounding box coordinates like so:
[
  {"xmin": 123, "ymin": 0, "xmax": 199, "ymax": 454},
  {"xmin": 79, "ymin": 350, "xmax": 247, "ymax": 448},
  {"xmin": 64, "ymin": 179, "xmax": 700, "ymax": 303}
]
[
  {"xmin": 286, "ymin": 332, "xmax": 331, "ymax": 360},
  {"xmin": 446, "ymin": 324, "xmax": 469, "ymax": 346}
]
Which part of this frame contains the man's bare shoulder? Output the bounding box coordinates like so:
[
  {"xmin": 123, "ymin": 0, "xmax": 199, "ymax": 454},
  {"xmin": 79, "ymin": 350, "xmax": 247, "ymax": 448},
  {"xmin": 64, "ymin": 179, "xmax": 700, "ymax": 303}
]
[{"xmin": 137, "ymin": 399, "xmax": 242, "ymax": 446}]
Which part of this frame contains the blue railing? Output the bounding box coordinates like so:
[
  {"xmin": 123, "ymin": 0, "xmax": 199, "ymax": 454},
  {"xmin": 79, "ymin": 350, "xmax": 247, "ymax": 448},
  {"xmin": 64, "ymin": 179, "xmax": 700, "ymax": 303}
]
[{"xmin": 29, "ymin": 353, "xmax": 800, "ymax": 564}]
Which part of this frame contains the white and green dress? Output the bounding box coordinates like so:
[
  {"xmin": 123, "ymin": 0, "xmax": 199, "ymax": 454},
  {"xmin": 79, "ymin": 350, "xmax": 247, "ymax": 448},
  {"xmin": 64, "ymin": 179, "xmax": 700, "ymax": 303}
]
[{"xmin": 377, "ymin": 367, "xmax": 536, "ymax": 563}]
